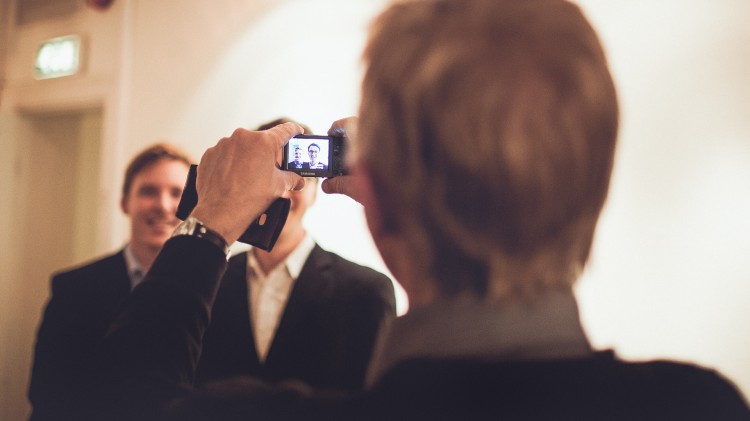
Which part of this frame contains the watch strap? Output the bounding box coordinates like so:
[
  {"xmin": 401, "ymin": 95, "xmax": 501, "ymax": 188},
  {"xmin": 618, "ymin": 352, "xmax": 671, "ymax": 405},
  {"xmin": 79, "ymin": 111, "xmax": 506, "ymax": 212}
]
[
  {"xmin": 172, "ymin": 216, "xmax": 231, "ymax": 259},
  {"xmin": 176, "ymin": 164, "xmax": 291, "ymax": 251}
]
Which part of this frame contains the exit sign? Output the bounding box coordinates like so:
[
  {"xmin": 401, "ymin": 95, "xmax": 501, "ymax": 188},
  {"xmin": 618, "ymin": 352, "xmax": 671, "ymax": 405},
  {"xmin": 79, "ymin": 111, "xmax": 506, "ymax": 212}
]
[{"xmin": 35, "ymin": 35, "xmax": 81, "ymax": 79}]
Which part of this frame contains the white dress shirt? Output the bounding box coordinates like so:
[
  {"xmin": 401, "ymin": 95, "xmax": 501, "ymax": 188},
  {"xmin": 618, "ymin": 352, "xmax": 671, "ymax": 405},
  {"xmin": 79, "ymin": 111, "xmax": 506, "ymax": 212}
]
[
  {"xmin": 123, "ymin": 244, "xmax": 145, "ymax": 290},
  {"xmin": 246, "ymin": 234, "xmax": 315, "ymax": 362}
]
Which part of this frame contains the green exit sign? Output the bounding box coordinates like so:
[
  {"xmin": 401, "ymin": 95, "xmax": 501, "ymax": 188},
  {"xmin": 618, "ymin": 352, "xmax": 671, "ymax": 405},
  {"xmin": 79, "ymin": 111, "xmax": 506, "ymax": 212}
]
[{"xmin": 35, "ymin": 35, "xmax": 81, "ymax": 79}]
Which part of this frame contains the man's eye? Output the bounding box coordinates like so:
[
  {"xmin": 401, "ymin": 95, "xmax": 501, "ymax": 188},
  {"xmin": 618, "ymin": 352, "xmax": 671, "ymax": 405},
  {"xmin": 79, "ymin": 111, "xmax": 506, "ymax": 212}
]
[{"xmin": 138, "ymin": 187, "xmax": 159, "ymax": 197}]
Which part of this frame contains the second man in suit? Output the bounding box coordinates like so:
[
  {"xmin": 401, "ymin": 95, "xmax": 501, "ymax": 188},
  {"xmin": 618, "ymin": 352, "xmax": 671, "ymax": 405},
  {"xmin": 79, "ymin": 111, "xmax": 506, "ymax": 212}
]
[
  {"xmin": 195, "ymin": 119, "xmax": 397, "ymax": 392},
  {"xmin": 28, "ymin": 143, "xmax": 193, "ymax": 421}
]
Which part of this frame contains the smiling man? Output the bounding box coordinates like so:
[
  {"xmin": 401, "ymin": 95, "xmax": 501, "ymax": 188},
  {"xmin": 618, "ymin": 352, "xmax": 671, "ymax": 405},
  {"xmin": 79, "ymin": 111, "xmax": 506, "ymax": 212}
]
[
  {"xmin": 28, "ymin": 143, "xmax": 192, "ymax": 421},
  {"xmin": 290, "ymin": 146, "xmax": 305, "ymax": 169},
  {"xmin": 119, "ymin": 145, "xmax": 193, "ymax": 279},
  {"xmin": 195, "ymin": 119, "xmax": 395, "ymax": 393},
  {"xmin": 304, "ymin": 143, "xmax": 327, "ymax": 170}
]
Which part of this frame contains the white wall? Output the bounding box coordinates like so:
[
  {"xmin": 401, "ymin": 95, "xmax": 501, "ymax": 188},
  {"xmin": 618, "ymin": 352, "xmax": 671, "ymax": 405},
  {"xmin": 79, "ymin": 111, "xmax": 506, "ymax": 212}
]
[
  {"xmin": 573, "ymin": 0, "xmax": 750, "ymax": 401},
  {"xmin": 0, "ymin": 1, "xmax": 127, "ymax": 419}
]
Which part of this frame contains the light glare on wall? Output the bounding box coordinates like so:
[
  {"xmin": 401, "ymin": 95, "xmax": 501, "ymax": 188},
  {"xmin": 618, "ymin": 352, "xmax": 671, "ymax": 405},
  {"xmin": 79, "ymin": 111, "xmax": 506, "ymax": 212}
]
[{"xmin": 35, "ymin": 35, "xmax": 81, "ymax": 79}]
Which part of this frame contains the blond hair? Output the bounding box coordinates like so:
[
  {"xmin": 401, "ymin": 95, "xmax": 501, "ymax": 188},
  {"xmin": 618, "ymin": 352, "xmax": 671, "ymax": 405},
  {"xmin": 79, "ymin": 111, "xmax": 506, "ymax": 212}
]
[{"xmin": 358, "ymin": 0, "xmax": 619, "ymax": 301}]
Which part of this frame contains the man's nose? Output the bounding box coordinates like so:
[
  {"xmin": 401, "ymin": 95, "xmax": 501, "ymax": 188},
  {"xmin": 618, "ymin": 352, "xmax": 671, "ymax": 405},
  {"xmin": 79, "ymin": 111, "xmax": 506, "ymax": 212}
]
[{"xmin": 157, "ymin": 191, "xmax": 177, "ymax": 212}]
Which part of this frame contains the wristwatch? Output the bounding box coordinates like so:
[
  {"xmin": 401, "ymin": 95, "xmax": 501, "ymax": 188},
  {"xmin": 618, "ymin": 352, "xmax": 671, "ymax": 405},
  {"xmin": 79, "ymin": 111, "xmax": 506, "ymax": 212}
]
[{"xmin": 172, "ymin": 216, "xmax": 231, "ymax": 259}]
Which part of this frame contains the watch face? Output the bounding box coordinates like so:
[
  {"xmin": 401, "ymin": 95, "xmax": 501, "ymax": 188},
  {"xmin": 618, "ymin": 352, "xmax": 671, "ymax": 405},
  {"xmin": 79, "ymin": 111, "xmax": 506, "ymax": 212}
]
[{"xmin": 173, "ymin": 217, "xmax": 197, "ymax": 236}]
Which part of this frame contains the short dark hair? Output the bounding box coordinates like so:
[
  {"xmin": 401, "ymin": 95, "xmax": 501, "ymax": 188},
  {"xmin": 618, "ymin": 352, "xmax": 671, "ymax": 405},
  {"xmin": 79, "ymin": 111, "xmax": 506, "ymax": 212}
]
[
  {"xmin": 256, "ymin": 117, "xmax": 312, "ymax": 134},
  {"xmin": 307, "ymin": 143, "xmax": 321, "ymax": 152},
  {"xmin": 122, "ymin": 143, "xmax": 193, "ymax": 197}
]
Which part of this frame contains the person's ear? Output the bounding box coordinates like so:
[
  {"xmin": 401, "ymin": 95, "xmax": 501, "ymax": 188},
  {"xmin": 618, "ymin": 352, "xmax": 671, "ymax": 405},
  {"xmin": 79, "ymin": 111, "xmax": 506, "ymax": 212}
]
[
  {"xmin": 120, "ymin": 194, "xmax": 130, "ymax": 215},
  {"xmin": 355, "ymin": 165, "xmax": 390, "ymax": 239},
  {"xmin": 357, "ymin": 164, "xmax": 438, "ymax": 306}
]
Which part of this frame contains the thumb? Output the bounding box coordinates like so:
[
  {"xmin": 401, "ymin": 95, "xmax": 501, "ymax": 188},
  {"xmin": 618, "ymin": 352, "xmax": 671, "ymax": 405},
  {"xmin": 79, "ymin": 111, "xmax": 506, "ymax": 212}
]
[{"xmin": 321, "ymin": 175, "xmax": 362, "ymax": 204}]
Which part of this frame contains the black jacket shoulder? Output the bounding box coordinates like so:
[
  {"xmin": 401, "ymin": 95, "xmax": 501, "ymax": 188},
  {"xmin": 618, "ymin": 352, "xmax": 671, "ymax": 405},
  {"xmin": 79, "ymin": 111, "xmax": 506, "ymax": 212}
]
[
  {"xmin": 50, "ymin": 250, "xmax": 129, "ymax": 291},
  {"xmin": 365, "ymin": 352, "xmax": 750, "ymax": 421}
]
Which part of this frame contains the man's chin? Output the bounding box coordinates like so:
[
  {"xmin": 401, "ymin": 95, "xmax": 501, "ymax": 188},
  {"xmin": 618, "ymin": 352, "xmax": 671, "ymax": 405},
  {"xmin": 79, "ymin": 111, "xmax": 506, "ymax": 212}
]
[
  {"xmin": 145, "ymin": 237, "xmax": 170, "ymax": 251},
  {"xmin": 147, "ymin": 227, "xmax": 176, "ymax": 244}
]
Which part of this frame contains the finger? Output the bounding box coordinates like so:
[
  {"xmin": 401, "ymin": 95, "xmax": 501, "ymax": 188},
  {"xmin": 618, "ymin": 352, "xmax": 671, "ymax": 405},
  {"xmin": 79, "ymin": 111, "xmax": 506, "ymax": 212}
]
[
  {"xmin": 280, "ymin": 170, "xmax": 306, "ymax": 192},
  {"xmin": 321, "ymin": 176, "xmax": 356, "ymax": 198},
  {"xmin": 327, "ymin": 117, "xmax": 357, "ymax": 137},
  {"xmin": 268, "ymin": 121, "xmax": 305, "ymax": 149}
]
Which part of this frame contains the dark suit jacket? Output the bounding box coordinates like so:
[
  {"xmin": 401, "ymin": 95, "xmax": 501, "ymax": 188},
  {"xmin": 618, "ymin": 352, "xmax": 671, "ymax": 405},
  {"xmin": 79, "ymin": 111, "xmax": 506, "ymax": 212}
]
[
  {"xmin": 91, "ymin": 237, "xmax": 750, "ymax": 421},
  {"xmin": 28, "ymin": 250, "xmax": 132, "ymax": 421},
  {"xmin": 301, "ymin": 162, "xmax": 327, "ymax": 170},
  {"xmin": 170, "ymin": 354, "xmax": 750, "ymax": 421},
  {"xmin": 356, "ymin": 355, "xmax": 750, "ymax": 421},
  {"xmin": 195, "ymin": 245, "xmax": 396, "ymax": 392}
]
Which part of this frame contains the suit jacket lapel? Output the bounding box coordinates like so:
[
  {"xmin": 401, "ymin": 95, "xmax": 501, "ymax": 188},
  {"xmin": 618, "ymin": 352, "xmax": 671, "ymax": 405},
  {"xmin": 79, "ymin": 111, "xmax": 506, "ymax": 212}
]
[
  {"xmin": 112, "ymin": 250, "xmax": 133, "ymax": 294},
  {"xmin": 221, "ymin": 253, "xmax": 260, "ymax": 364},
  {"xmin": 89, "ymin": 251, "xmax": 134, "ymax": 334},
  {"xmin": 266, "ymin": 245, "xmax": 331, "ymax": 362}
]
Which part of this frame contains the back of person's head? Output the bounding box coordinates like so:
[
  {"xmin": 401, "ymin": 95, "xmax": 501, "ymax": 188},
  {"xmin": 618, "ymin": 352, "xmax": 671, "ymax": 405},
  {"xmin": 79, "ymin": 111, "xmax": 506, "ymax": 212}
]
[
  {"xmin": 358, "ymin": 0, "xmax": 619, "ymax": 301},
  {"xmin": 256, "ymin": 117, "xmax": 312, "ymax": 135},
  {"xmin": 122, "ymin": 143, "xmax": 193, "ymax": 198}
]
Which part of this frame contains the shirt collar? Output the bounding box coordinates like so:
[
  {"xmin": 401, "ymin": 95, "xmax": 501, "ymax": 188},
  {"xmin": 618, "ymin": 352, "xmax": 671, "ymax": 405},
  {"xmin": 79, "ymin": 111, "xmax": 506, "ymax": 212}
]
[
  {"xmin": 123, "ymin": 244, "xmax": 145, "ymax": 289},
  {"xmin": 366, "ymin": 287, "xmax": 592, "ymax": 387},
  {"xmin": 284, "ymin": 233, "xmax": 315, "ymax": 279},
  {"xmin": 248, "ymin": 233, "xmax": 315, "ymax": 279}
]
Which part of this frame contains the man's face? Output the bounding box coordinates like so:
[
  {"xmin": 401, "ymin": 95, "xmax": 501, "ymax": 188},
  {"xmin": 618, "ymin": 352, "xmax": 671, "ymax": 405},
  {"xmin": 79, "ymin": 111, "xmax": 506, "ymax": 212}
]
[
  {"xmin": 120, "ymin": 159, "xmax": 189, "ymax": 253},
  {"xmin": 294, "ymin": 148, "xmax": 303, "ymax": 164},
  {"xmin": 308, "ymin": 146, "xmax": 320, "ymax": 166}
]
